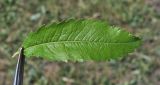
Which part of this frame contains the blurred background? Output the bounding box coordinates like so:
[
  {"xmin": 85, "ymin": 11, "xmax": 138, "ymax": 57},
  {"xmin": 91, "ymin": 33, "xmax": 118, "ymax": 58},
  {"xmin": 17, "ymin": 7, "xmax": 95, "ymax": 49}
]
[{"xmin": 0, "ymin": 0, "xmax": 160, "ymax": 85}]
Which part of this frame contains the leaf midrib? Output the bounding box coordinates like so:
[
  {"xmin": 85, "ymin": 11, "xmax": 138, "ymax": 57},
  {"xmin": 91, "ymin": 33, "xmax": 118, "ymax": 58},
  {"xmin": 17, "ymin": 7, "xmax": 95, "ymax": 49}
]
[{"xmin": 25, "ymin": 40, "xmax": 139, "ymax": 49}]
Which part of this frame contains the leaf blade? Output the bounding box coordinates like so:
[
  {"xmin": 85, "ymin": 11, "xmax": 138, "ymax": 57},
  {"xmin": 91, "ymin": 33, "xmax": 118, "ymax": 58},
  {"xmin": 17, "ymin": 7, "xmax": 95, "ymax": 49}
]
[{"xmin": 23, "ymin": 19, "xmax": 141, "ymax": 61}]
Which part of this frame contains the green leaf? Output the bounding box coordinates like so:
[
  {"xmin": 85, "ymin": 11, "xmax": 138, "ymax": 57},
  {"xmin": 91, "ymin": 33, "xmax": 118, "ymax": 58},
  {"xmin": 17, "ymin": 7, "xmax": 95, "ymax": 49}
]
[{"xmin": 22, "ymin": 19, "xmax": 141, "ymax": 61}]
